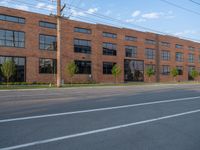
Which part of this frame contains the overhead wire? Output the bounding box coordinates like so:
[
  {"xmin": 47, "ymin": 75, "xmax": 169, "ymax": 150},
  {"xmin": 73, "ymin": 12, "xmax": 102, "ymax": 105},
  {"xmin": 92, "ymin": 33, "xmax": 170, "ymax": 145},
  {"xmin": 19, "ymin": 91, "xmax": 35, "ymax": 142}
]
[
  {"xmin": 64, "ymin": 3, "xmax": 200, "ymax": 42},
  {"xmin": 189, "ymin": 0, "xmax": 200, "ymax": 6},
  {"xmin": 1, "ymin": 0, "xmax": 200, "ymax": 42},
  {"xmin": 159, "ymin": 0, "xmax": 200, "ymax": 16}
]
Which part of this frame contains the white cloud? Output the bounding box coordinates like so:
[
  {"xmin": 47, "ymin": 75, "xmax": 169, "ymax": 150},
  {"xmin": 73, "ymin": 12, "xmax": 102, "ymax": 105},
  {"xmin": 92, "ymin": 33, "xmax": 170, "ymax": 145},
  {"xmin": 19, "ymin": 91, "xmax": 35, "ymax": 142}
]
[
  {"xmin": 15, "ymin": 5, "xmax": 29, "ymax": 11},
  {"xmin": 125, "ymin": 19, "xmax": 135, "ymax": 23},
  {"xmin": 87, "ymin": 8, "xmax": 98, "ymax": 14},
  {"xmin": 135, "ymin": 18, "xmax": 146, "ymax": 23},
  {"xmin": 70, "ymin": 7, "xmax": 98, "ymax": 17},
  {"xmin": 132, "ymin": 10, "xmax": 141, "ymax": 17},
  {"xmin": 125, "ymin": 18, "xmax": 146, "ymax": 23},
  {"xmin": 70, "ymin": 9, "xmax": 86, "ymax": 17},
  {"xmin": 125, "ymin": 10, "xmax": 175, "ymax": 23},
  {"xmin": 36, "ymin": 2, "xmax": 55, "ymax": 11},
  {"xmin": 174, "ymin": 30, "xmax": 198, "ymax": 36},
  {"xmin": 142, "ymin": 12, "xmax": 160, "ymax": 19}
]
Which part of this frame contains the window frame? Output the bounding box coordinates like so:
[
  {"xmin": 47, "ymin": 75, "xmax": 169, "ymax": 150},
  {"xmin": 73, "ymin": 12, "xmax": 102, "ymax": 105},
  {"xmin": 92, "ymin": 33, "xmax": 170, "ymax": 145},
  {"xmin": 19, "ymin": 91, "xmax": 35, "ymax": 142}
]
[
  {"xmin": 103, "ymin": 62, "xmax": 116, "ymax": 74},
  {"xmin": 39, "ymin": 58, "xmax": 57, "ymax": 74},
  {"xmin": 39, "ymin": 34, "xmax": 57, "ymax": 51},
  {"xmin": 74, "ymin": 27, "xmax": 91, "ymax": 34},
  {"xmin": 39, "ymin": 21, "xmax": 56, "ymax": 29},
  {"xmin": 125, "ymin": 45, "xmax": 137, "ymax": 58},
  {"xmin": 0, "ymin": 14, "xmax": 25, "ymax": 24},
  {"xmin": 161, "ymin": 50, "xmax": 170, "ymax": 61},
  {"xmin": 75, "ymin": 60, "xmax": 92, "ymax": 74},
  {"xmin": 125, "ymin": 36, "xmax": 137, "ymax": 41},
  {"xmin": 0, "ymin": 29, "xmax": 25, "ymax": 48},
  {"xmin": 103, "ymin": 42, "xmax": 117, "ymax": 56},
  {"xmin": 102, "ymin": 32, "xmax": 117, "ymax": 39},
  {"xmin": 145, "ymin": 48, "xmax": 155, "ymax": 59},
  {"xmin": 74, "ymin": 38, "xmax": 91, "ymax": 54}
]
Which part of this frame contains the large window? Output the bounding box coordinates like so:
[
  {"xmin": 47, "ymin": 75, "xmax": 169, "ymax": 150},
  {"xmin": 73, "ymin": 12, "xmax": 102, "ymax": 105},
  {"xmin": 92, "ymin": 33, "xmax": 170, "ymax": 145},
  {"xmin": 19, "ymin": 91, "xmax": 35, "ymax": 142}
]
[
  {"xmin": 175, "ymin": 44, "xmax": 183, "ymax": 49},
  {"xmin": 177, "ymin": 66, "xmax": 183, "ymax": 75},
  {"xmin": 161, "ymin": 65, "xmax": 170, "ymax": 75},
  {"xmin": 161, "ymin": 50, "xmax": 170, "ymax": 61},
  {"xmin": 125, "ymin": 36, "xmax": 137, "ymax": 41},
  {"xmin": 125, "ymin": 46, "xmax": 137, "ymax": 58},
  {"xmin": 39, "ymin": 34, "xmax": 56, "ymax": 51},
  {"xmin": 188, "ymin": 53, "xmax": 194, "ymax": 63},
  {"xmin": 74, "ymin": 39, "xmax": 91, "ymax": 54},
  {"xmin": 103, "ymin": 32, "xmax": 117, "ymax": 38},
  {"xmin": 103, "ymin": 62, "xmax": 116, "ymax": 74},
  {"xmin": 39, "ymin": 58, "xmax": 57, "ymax": 74},
  {"xmin": 103, "ymin": 42, "xmax": 117, "ymax": 56},
  {"xmin": 39, "ymin": 21, "xmax": 56, "ymax": 29},
  {"xmin": 0, "ymin": 14, "xmax": 25, "ymax": 24},
  {"xmin": 145, "ymin": 39, "xmax": 156, "ymax": 45},
  {"xmin": 74, "ymin": 27, "xmax": 91, "ymax": 34},
  {"xmin": 75, "ymin": 60, "xmax": 91, "ymax": 74},
  {"xmin": 145, "ymin": 48, "xmax": 155, "ymax": 59},
  {"xmin": 0, "ymin": 29, "xmax": 25, "ymax": 48},
  {"xmin": 176, "ymin": 52, "xmax": 184, "ymax": 62},
  {"xmin": 0, "ymin": 56, "xmax": 26, "ymax": 82}
]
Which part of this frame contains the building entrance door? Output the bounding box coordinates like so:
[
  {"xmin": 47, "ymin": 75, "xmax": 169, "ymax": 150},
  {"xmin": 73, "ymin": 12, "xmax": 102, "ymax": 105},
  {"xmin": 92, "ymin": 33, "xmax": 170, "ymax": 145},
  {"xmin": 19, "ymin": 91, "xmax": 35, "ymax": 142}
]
[{"xmin": 124, "ymin": 59, "xmax": 144, "ymax": 82}]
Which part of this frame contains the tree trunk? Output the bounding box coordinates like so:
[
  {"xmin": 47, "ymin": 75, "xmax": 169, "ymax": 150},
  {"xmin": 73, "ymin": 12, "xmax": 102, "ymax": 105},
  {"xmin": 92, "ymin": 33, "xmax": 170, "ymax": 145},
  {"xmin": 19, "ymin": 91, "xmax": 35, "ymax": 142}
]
[
  {"xmin": 6, "ymin": 77, "xmax": 9, "ymax": 87},
  {"xmin": 148, "ymin": 76, "xmax": 151, "ymax": 83},
  {"xmin": 174, "ymin": 76, "xmax": 176, "ymax": 82},
  {"xmin": 70, "ymin": 77, "xmax": 73, "ymax": 85}
]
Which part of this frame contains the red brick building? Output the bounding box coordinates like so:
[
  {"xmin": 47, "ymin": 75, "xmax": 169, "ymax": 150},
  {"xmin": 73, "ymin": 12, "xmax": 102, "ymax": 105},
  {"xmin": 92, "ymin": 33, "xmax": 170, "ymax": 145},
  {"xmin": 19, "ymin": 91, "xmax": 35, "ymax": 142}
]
[{"xmin": 0, "ymin": 6, "xmax": 200, "ymax": 83}]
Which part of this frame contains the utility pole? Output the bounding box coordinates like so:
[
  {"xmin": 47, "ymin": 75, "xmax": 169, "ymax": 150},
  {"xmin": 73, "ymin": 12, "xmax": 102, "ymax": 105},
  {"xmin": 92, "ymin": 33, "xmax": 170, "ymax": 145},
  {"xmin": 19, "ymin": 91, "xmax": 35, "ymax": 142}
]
[{"xmin": 56, "ymin": 0, "xmax": 63, "ymax": 87}]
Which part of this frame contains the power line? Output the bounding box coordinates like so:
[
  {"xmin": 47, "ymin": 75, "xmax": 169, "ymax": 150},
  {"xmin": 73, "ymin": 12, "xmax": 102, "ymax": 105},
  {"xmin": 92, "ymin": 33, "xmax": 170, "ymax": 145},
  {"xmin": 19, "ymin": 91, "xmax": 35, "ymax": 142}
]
[
  {"xmin": 3, "ymin": 0, "xmax": 56, "ymax": 13},
  {"xmin": 159, "ymin": 0, "xmax": 200, "ymax": 16},
  {"xmin": 64, "ymin": 4, "xmax": 200, "ymax": 42},
  {"xmin": 2, "ymin": 0, "xmax": 200, "ymax": 42},
  {"xmin": 189, "ymin": 0, "xmax": 200, "ymax": 6}
]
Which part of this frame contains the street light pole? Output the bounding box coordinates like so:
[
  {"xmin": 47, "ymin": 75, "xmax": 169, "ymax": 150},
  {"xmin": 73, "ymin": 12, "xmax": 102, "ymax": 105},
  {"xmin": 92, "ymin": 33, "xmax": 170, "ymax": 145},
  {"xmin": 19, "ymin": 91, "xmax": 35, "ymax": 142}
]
[{"xmin": 56, "ymin": 0, "xmax": 61, "ymax": 87}]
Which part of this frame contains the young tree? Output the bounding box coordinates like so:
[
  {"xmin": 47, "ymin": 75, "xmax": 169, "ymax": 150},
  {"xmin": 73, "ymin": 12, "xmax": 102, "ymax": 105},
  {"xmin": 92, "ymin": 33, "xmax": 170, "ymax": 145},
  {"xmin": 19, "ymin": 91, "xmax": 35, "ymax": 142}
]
[
  {"xmin": 66, "ymin": 61, "xmax": 78, "ymax": 84},
  {"xmin": 190, "ymin": 69, "xmax": 199, "ymax": 81},
  {"xmin": 145, "ymin": 67, "xmax": 154, "ymax": 82},
  {"xmin": 170, "ymin": 68, "xmax": 179, "ymax": 82},
  {"xmin": 1, "ymin": 60, "xmax": 16, "ymax": 86},
  {"xmin": 112, "ymin": 64, "xmax": 122, "ymax": 84}
]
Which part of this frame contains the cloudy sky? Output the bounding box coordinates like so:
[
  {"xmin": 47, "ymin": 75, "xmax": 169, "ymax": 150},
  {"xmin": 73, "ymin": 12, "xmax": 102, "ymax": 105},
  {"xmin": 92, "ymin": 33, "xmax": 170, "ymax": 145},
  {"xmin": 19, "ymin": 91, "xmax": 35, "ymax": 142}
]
[{"xmin": 1, "ymin": 0, "xmax": 200, "ymax": 41}]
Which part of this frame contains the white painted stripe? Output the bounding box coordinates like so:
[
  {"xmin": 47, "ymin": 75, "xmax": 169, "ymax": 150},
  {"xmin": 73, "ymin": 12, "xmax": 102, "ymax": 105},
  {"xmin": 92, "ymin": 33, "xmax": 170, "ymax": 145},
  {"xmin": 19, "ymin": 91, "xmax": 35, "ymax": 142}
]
[
  {"xmin": 1, "ymin": 109, "xmax": 200, "ymax": 150},
  {"xmin": 0, "ymin": 96, "xmax": 200, "ymax": 123}
]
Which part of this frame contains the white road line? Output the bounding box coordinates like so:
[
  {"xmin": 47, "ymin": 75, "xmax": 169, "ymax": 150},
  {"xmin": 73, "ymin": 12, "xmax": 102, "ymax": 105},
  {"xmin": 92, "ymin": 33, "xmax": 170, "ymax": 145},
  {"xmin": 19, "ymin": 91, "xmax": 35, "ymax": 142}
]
[
  {"xmin": 0, "ymin": 96, "xmax": 200, "ymax": 123},
  {"xmin": 1, "ymin": 109, "xmax": 200, "ymax": 150}
]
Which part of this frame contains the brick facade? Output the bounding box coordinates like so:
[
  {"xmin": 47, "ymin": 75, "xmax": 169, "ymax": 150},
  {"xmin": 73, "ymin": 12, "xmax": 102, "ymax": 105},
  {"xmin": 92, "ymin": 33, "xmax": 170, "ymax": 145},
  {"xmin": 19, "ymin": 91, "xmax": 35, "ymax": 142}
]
[{"xmin": 1, "ymin": 6, "xmax": 200, "ymax": 83}]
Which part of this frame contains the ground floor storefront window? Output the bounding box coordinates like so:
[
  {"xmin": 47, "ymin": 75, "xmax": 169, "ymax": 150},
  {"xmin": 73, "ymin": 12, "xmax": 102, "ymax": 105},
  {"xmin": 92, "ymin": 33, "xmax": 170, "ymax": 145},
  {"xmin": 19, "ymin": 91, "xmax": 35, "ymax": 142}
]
[{"xmin": 0, "ymin": 56, "xmax": 26, "ymax": 82}]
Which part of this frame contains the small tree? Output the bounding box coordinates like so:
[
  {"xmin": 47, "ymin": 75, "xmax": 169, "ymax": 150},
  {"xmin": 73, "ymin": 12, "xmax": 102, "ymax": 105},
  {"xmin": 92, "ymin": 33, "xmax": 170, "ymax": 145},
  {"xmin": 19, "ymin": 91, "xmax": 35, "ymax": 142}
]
[
  {"xmin": 1, "ymin": 60, "xmax": 16, "ymax": 86},
  {"xmin": 66, "ymin": 61, "xmax": 78, "ymax": 84},
  {"xmin": 190, "ymin": 69, "xmax": 199, "ymax": 81},
  {"xmin": 145, "ymin": 67, "xmax": 154, "ymax": 82},
  {"xmin": 170, "ymin": 68, "xmax": 179, "ymax": 82},
  {"xmin": 112, "ymin": 64, "xmax": 122, "ymax": 84}
]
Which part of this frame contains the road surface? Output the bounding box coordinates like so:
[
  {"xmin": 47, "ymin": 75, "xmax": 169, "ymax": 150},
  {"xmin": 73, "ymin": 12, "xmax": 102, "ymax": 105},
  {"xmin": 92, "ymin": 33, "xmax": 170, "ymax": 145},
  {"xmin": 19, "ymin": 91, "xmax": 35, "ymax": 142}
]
[{"xmin": 0, "ymin": 84, "xmax": 200, "ymax": 150}]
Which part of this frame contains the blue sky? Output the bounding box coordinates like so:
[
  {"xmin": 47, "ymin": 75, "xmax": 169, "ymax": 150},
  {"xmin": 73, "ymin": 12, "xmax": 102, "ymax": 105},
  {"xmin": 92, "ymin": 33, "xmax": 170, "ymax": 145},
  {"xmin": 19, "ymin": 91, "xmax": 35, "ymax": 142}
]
[{"xmin": 1, "ymin": 0, "xmax": 200, "ymax": 41}]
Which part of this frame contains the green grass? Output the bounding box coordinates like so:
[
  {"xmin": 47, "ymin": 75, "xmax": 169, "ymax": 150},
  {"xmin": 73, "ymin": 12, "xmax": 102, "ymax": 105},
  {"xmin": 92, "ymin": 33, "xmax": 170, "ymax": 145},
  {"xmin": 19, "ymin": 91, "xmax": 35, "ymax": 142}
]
[{"xmin": 0, "ymin": 81, "xmax": 199, "ymax": 90}]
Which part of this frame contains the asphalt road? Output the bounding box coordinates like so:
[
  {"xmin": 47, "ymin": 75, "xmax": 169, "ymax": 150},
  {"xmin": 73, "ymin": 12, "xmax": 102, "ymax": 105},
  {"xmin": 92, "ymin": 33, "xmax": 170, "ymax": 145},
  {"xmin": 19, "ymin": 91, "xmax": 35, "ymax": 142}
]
[{"xmin": 0, "ymin": 84, "xmax": 200, "ymax": 150}]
